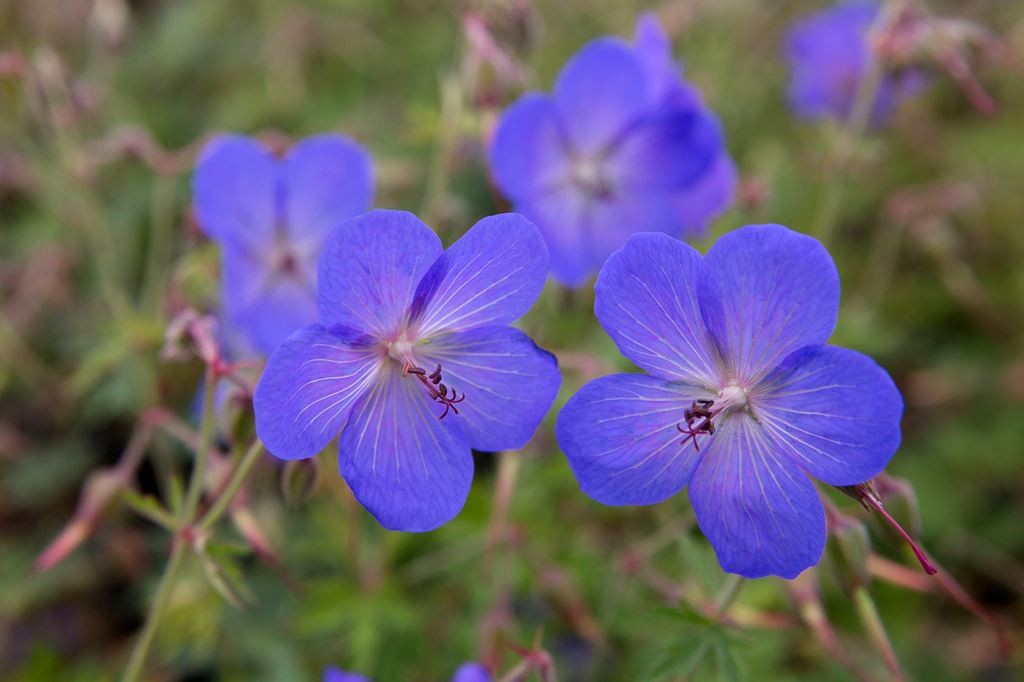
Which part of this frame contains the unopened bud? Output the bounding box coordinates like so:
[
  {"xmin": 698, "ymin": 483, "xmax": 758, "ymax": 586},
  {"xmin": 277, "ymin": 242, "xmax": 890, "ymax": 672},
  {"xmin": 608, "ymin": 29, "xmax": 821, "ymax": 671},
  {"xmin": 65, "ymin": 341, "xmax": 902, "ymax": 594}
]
[
  {"xmin": 280, "ymin": 458, "xmax": 319, "ymax": 507},
  {"xmin": 837, "ymin": 480, "xmax": 937, "ymax": 575},
  {"xmin": 826, "ymin": 512, "xmax": 872, "ymax": 593}
]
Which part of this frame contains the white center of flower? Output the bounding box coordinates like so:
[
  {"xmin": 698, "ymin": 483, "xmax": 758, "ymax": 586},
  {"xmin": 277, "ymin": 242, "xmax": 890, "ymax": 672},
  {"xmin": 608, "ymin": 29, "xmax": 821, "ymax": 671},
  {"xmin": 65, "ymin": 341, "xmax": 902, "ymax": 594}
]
[
  {"xmin": 716, "ymin": 384, "xmax": 749, "ymax": 414},
  {"xmin": 386, "ymin": 338, "xmax": 415, "ymax": 363},
  {"xmin": 570, "ymin": 156, "xmax": 612, "ymax": 197}
]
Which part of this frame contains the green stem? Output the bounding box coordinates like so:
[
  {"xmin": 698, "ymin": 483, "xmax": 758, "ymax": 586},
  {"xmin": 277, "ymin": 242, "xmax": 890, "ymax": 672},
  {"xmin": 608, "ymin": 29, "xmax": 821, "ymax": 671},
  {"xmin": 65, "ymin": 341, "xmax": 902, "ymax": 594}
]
[
  {"xmin": 121, "ymin": 539, "xmax": 187, "ymax": 682},
  {"xmin": 812, "ymin": 1, "xmax": 895, "ymax": 247},
  {"xmin": 712, "ymin": 573, "xmax": 746, "ymax": 616},
  {"xmin": 180, "ymin": 365, "xmax": 217, "ymax": 524},
  {"xmin": 121, "ymin": 365, "xmax": 217, "ymax": 680},
  {"xmin": 198, "ymin": 440, "xmax": 265, "ymax": 532},
  {"xmin": 419, "ymin": 74, "xmax": 463, "ymax": 227},
  {"xmin": 853, "ymin": 586, "xmax": 904, "ymax": 680}
]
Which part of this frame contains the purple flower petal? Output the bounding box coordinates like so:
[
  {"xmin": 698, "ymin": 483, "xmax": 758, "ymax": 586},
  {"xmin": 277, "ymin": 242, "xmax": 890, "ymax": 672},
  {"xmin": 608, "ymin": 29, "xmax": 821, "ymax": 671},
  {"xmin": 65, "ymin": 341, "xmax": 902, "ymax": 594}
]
[
  {"xmin": 254, "ymin": 325, "xmax": 383, "ymax": 461},
  {"xmin": 192, "ymin": 134, "xmax": 277, "ymax": 252},
  {"xmin": 323, "ymin": 668, "xmax": 372, "ymax": 682},
  {"xmin": 688, "ymin": 413, "xmax": 826, "ymax": 578},
  {"xmin": 674, "ymin": 153, "xmax": 737, "ymax": 237},
  {"xmin": 519, "ymin": 188, "xmax": 688, "ymax": 288},
  {"xmin": 556, "ymin": 373, "xmax": 710, "ymax": 506},
  {"xmin": 632, "ymin": 13, "xmax": 676, "ymax": 102},
  {"xmin": 595, "ymin": 233, "xmax": 720, "ymax": 386},
  {"xmin": 337, "ymin": 367, "xmax": 473, "ymax": 532},
  {"xmin": 607, "ymin": 107, "xmax": 721, "ymax": 193},
  {"xmin": 451, "ymin": 662, "xmax": 493, "ymax": 682},
  {"xmin": 784, "ymin": 15, "xmax": 866, "ymax": 122},
  {"xmin": 318, "ymin": 210, "xmax": 442, "ymax": 338},
  {"xmin": 221, "ymin": 247, "xmax": 319, "ymax": 355},
  {"xmin": 553, "ymin": 39, "xmax": 650, "ymax": 155},
  {"xmin": 756, "ymin": 345, "xmax": 902, "ymax": 486},
  {"xmin": 419, "ymin": 325, "xmax": 560, "ymax": 452},
  {"xmin": 489, "ymin": 94, "xmax": 571, "ymax": 200},
  {"xmin": 698, "ymin": 224, "xmax": 839, "ymax": 385},
  {"xmin": 410, "ymin": 214, "xmax": 549, "ymax": 338},
  {"xmin": 513, "ymin": 188, "xmax": 591, "ymax": 287},
  {"xmin": 283, "ymin": 133, "xmax": 373, "ymax": 249}
]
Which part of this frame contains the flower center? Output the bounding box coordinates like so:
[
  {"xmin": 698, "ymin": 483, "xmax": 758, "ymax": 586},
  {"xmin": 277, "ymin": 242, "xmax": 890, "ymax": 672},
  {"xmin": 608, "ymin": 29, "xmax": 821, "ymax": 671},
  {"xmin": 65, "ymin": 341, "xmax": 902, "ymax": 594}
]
[
  {"xmin": 268, "ymin": 230, "xmax": 304, "ymax": 279},
  {"xmin": 570, "ymin": 156, "xmax": 613, "ymax": 199},
  {"xmin": 385, "ymin": 338, "xmax": 465, "ymax": 420},
  {"xmin": 676, "ymin": 384, "xmax": 749, "ymax": 452},
  {"xmin": 386, "ymin": 339, "xmax": 415, "ymax": 363}
]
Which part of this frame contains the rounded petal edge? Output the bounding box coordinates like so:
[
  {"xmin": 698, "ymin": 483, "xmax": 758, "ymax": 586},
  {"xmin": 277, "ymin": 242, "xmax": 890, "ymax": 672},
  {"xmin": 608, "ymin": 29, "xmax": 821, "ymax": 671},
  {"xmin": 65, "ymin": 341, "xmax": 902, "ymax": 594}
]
[
  {"xmin": 556, "ymin": 373, "xmax": 706, "ymax": 506},
  {"xmin": 254, "ymin": 324, "xmax": 382, "ymax": 461}
]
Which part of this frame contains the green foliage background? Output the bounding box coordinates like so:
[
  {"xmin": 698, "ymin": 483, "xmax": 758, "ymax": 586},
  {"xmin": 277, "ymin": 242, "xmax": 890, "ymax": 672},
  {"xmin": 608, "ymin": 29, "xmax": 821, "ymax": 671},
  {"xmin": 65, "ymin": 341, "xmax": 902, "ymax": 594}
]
[{"xmin": 0, "ymin": 1, "xmax": 1021, "ymax": 680}]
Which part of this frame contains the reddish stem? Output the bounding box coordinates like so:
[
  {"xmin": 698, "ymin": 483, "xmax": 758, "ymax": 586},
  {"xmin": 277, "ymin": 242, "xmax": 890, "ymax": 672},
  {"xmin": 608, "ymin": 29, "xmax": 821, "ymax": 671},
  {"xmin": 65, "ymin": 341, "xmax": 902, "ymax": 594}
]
[{"xmin": 868, "ymin": 499, "xmax": 937, "ymax": 575}]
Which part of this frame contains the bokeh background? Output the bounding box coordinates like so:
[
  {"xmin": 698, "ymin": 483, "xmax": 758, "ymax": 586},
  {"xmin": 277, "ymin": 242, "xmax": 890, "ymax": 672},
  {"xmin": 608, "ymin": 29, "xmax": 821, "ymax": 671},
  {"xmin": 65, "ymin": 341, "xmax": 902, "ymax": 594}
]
[{"xmin": 1, "ymin": 1, "xmax": 1022, "ymax": 680}]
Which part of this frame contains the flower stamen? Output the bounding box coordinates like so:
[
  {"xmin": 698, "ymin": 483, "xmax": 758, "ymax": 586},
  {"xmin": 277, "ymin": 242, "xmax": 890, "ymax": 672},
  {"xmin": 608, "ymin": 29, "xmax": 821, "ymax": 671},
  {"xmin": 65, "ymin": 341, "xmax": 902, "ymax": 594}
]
[
  {"xmin": 677, "ymin": 399, "xmax": 716, "ymax": 452},
  {"xmin": 676, "ymin": 387, "xmax": 749, "ymax": 452},
  {"xmin": 402, "ymin": 362, "xmax": 466, "ymax": 420}
]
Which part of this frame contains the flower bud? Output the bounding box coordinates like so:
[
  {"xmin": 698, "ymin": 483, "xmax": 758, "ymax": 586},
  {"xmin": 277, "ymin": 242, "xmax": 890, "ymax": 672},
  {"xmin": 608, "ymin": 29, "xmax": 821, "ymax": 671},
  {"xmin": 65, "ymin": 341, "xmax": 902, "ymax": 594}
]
[
  {"xmin": 825, "ymin": 512, "xmax": 872, "ymax": 594},
  {"xmin": 280, "ymin": 458, "xmax": 319, "ymax": 507}
]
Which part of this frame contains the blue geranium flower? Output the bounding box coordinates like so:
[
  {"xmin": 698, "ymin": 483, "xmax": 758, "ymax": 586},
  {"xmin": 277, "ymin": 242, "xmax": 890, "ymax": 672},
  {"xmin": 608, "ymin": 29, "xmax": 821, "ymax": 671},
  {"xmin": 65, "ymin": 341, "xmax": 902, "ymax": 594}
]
[
  {"xmin": 254, "ymin": 210, "xmax": 560, "ymax": 532},
  {"xmin": 556, "ymin": 225, "xmax": 902, "ymax": 579},
  {"xmin": 193, "ymin": 133, "xmax": 373, "ymax": 354},
  {"xmin": 324, "ymin": 662, "xmax": 490, "ymax": 682},
  {"xmin": 489, "ymin": 14, "xmax": 734, "ymax": 287},
  {"xmin": 783, "ymin": 1, "xmax": 924, "ymax": 125}
]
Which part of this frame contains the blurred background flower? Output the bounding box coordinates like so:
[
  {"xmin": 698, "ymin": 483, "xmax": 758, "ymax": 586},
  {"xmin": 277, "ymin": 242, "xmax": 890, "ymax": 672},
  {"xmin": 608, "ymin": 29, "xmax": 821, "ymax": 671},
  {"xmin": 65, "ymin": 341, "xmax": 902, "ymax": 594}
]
[
  {"xmin": 783, "ymin": 0, "xmax": 927, "ymax": 126},
  {"xmin": 193, "ymin": 133, "xmax": 373, "ymax": 355},
  {"xmin": 489, "ymin": 14, "xmax": 733, "ymax": 286}
]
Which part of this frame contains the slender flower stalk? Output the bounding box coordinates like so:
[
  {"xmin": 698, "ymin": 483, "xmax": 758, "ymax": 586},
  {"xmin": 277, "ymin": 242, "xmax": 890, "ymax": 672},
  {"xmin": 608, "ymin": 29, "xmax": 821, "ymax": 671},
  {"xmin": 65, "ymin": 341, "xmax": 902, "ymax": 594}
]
[
  {"xmin": 122, "ymin": 363, "xmax": 268, "ymax": 681},
  {"xmin": 811, "ymin": 0, "xmax": 899, "ymax": 247},
  {"xmin": 180, "ymin": 363, "xmax": 217, "ymax": 524},
  {"xmin": 853, "ymin": 586, "xmax": 905, "ymax": 680},
  {"xmin": 120, "ymin": 365, "xmax": 218, "ymax": 682},
  {"xmin": 121, "ymin": 536, "xmax": 188, "ymax": 682},
  {"xmin": 198, "ymin": 439, "xmax": 266, "ymax": 532},
  {"xmin": 789, "ymin": 571, "xmax": 866, "ymax": 679},
  {"xmin": 712, "ymin": 574, "xmax": 746, "ymax": 616},
  {"xmin": 482, "ymin": 453, "xmax": 519, "ymax": 576}
]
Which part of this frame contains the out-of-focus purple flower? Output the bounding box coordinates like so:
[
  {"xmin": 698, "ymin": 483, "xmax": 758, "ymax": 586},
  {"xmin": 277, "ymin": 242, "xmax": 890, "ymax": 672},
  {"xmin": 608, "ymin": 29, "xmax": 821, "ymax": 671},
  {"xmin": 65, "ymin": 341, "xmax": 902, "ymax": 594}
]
[
  {"xmin": 193, "ymin": 133, "xmax": 373, "ymax": 355},
  {"xmin": 255, "ymin": 210, "xmax": 560, "ymax": 532},
  {"xmin": 323, "ymin": 667, "xmax": 371, "ymax": 682},
  {"xmin": 556, "ymin": 225, "xmax": 903, "ymax": 579},
  {"xmin": 489, "ymin": 15, "xmax": 734, "ymax": 287},
  {"xmin": 451, "ymin": 662, "xmax": 493, "ymax": 682},
  {"xmin": 324, "ymin": 662, "xmax": 491, "ymax": 682},
  {"xmin": 783, "ymin": 1, "xmax": 924, "ymax": 125}
]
